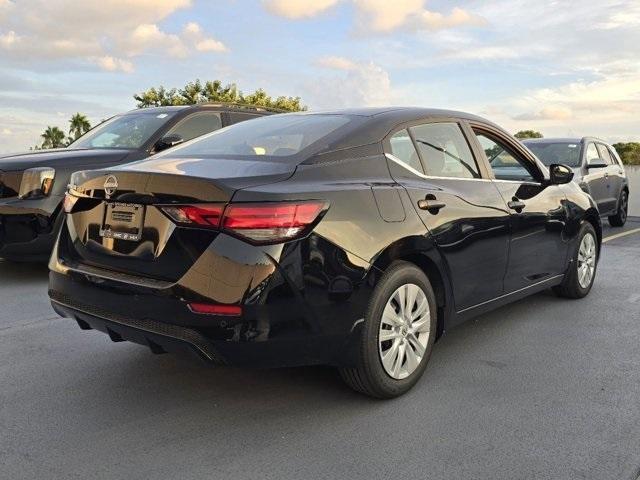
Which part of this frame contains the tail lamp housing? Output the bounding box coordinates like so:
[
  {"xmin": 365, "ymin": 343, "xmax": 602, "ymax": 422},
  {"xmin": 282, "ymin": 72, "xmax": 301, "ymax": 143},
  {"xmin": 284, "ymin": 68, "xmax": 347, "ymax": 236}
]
[{"xmin": 160, "ymin": 200, "xmax": 328, "ymax": 245}]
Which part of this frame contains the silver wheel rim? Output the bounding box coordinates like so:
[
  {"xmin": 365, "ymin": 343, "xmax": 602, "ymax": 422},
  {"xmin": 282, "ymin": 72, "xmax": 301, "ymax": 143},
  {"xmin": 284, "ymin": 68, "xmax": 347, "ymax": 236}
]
[
  {"xmin": 577, "ymin": 232, "xmax": 596, "ymax": 289},
  {"xmin": 378, "ymin": 283, "xmax": 431, "ymax": 380}
]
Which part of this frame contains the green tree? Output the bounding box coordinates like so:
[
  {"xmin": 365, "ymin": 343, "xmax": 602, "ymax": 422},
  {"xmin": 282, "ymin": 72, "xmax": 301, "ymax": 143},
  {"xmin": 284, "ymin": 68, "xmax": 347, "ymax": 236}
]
[
  {"xmin": 514, "ymin": 130, "xmax": 544, "ymax": 139},
  {"xmin": 134, "ymin": 79, "xmax": 305, "ymax": 112},
  {"xmin": 40, "ymin": 126, "xmax": 66, "ymax": 149},
  {"xmin": 68, "ymin": 113, "xmax": 91, "ymax": 141},
  {"xmin": 612, "ymin": 142, "xmax": 640, "ymax": 165}
]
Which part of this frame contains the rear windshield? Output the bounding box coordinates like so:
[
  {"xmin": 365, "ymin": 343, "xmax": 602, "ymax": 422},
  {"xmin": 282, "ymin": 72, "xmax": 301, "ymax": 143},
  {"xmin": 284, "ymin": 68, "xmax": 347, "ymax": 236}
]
[
  {"xmin": 163, "ymin": 114, "xmax": 351, "ymax": 159},
  {"xmin": 525, "ymin": 142, "xmax": 582, "ymax": 167}
]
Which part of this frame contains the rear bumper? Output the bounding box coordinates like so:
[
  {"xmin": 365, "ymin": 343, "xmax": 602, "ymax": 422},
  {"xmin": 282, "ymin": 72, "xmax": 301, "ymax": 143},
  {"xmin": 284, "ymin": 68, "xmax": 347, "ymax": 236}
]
[{"xmin": 48, "ymin": 267, "xmax": 367, "ymax": 368}]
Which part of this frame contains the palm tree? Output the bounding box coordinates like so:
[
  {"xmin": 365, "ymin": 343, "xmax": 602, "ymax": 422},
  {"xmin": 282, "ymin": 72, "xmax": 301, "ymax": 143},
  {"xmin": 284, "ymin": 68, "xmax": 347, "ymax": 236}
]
[
  {"xmin": 41, "ymin": 126, "xmax": 66, "ymax": 149},
  {"xmin": 68, "ymin": 113, "xmax": 91, "ymax": 141}
]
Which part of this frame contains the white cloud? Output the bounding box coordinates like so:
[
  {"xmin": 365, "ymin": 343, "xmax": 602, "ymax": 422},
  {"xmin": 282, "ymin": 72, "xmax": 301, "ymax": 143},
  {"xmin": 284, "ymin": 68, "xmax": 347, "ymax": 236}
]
[
  {"xmin": 263, "ymin": 0, "xmax": 340, "ymax": 19},
  {"xmin": 182, "ymin": 22, "xmax": 228, "ymax": 52},
  {"xmin": 353, "ymin": 0, "xmax": 484, "ymax": 33},
  {"xmin": 1, "ymin": 128, "xmax": 12, "ymax": 135},
  {"xmin": 310, "ymin": 57, "xmax": 392, "ymax": 107},
  {"xmin": 93, "ymin": 56, "xmax": 134, "ymax": 73},
  {"xmin": 264, "ymin": 0, "xmax": 483, "ymax": 33},
  {"xmin": 0, "ymin": 0, "xmax": 226, "ymax": 71},
  {"xmin": 316, "ymin": 55, "xmax": 357, "ymax": 70}
]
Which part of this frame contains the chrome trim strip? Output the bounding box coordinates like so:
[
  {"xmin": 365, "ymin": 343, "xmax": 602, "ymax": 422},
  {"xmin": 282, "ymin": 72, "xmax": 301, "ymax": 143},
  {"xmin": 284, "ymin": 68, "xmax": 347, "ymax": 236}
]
[
  {"xmin": 385, "ymin": 153, "xmax": 489, "ymax": 182},
  {"xmin": 384, "ymin": 153, "xmax": 543, "ymax": 186}
]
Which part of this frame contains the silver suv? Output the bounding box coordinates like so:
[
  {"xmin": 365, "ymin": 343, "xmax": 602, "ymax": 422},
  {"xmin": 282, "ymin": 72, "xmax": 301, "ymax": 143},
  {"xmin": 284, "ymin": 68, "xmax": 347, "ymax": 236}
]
[{"xmin": 524, "ymin": 137, "xmax": 629, "ymax": 226}]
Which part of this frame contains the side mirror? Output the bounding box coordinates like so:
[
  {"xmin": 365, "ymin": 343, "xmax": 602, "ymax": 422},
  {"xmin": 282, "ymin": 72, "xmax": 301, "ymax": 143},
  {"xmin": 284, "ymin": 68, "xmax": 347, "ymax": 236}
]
[
  {"xmin": 154, "ymin": 134, "xmax": 184, "ymax": 152},
  {"xmin": 586, "ymin": 159, "xmax": 607, "ymax": 169},
  {"xmin": 549, "ymin": 163, "xmax": 574, "ymax": 185}
]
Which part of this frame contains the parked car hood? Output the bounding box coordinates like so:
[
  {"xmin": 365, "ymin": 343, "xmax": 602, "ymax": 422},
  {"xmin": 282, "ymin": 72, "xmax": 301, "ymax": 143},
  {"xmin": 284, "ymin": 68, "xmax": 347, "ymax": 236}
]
[{"xmin": 0, "ymin": 148, "xmax": 133, "ymax": 171}]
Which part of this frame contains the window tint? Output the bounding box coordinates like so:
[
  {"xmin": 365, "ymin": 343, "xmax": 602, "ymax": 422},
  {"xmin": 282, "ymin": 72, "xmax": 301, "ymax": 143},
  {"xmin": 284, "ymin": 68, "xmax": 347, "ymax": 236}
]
[
  {"xmin": 227, "ymin": 112, "xmax": 261, "ymax": 125},
  {"xmin": 475, "ymin": 132, "xmax": 535, "ymax": 182},
  {"xmin": 586, "ymin": 143, "xmax": 600, "ymax": 164},
  {"xmin": 167, "ymin": 112, "xmax": 222, "ymax": 142},
  {"xmin": 70, "ymin": 112, "xmax": 177, "ymax": 149},
  {"xmin": 389, "ymin": 129, "xmax": 423, "ymax": 173},
  {"xmin": 164, "ymin": 114, "xmax": 351, "ymax": 158},
  {"xmin": 409, "ymin": 123, "xmax": 480, "ymax": 178},
  {"xmin": 596, "ymin": 144, "xmax": 613, "ymax": 165},
  {"xmin": 607, "ymin": 146, "xmax": 622, "ymax": 166},
  {"xmin": 525, "ymin": 142, "xmax": 582, "ymax": 167}
]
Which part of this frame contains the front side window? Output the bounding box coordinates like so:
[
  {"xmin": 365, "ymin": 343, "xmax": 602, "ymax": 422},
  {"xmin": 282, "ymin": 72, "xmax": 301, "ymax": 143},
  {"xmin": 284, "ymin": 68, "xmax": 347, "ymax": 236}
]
[
  {"xmin": 475, "ymin": 131, "xmax": 535, "ymax": 182},
  {"xmin": 167, "ymin": 112, "xmax": 222, "ymax": 142},
  {"xmin": 585, "ymin": 143, "xmax": 600, "ymax": 165},
  {"xmin": 409, "ymin": 122, "xmax": 480, "ymax": 179},
  {"xmin": 165, "ymin": 114, "xmax": 351, "ymax": 159},
  {"xmin": 596, "ymin": 144, "xmax": 613, "ymax": 165},
  {"xmin": 70, "ymin": 112, "xmax": 178, "ymax": 149},
  {"xmin": 389, "ymin": 129, "xmax": 423, "ymax": 173}
]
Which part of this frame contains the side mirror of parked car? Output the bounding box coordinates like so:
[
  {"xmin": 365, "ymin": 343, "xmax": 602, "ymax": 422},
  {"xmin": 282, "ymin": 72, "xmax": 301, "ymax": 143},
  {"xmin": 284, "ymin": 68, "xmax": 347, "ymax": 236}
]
[
  {"xmin": 586, "ymin": 159, "xmax": 608, "ymax": 169},
  {"xmin": 549, "ymin": 164, "xmax": 574, "ymax": 185},
  {"xmin": 154, "ymin": 134, "xmax": 184, "ymax": 152}
]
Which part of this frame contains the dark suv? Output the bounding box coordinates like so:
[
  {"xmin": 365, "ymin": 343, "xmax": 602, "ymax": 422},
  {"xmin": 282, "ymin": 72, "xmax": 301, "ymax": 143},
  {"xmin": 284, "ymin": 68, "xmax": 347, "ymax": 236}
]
[
  {"xmin": 524, "ymin": 137, "xmax": 629, "ymax": 226},
  {"xmin": 0, "ymin": 104, "xmax": 274, "ymax": 260}
]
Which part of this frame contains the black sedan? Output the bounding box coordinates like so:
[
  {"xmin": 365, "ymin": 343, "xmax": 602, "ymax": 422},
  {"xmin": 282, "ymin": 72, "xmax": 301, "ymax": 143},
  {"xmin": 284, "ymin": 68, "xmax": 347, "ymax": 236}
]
[
  {"xmin": 49, "ymin": 107, "xmax": 601, "ymax": 398},
  {"xmin": 0, "ymin": 104, "xmax": 272, "ymax": 261}
]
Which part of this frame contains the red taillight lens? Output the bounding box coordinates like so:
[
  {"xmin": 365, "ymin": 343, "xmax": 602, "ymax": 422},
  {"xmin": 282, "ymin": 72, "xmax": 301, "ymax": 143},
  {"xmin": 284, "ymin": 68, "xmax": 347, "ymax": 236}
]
[
  {"xmin": 160, "ymin": 200, "xmax": 328, "ymax": 244},
  {"xmin": 161, "ymin": 204, "xmax": 224, "ymax": 227},
  {"xmin": 222, "ymin": 201, "xmax": 327, "ymax": 244},
  {"xmin": 188, "ymin": 302, "xmax": 242, "ymax": 316}
]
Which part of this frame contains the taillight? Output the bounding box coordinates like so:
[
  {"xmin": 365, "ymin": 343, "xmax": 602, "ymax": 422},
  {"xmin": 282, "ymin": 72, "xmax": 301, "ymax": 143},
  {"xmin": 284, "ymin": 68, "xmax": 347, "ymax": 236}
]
[
  {"xmin": 159, "ymin": 200, "xmax": 328, "ymax": 244},
  {"xmin": 161, "ymin": 204, "xmax": 224, "ymax": 227},
  {"xmin": 222, "ymin": 201, "xmax": 327, "ymax": 244}
]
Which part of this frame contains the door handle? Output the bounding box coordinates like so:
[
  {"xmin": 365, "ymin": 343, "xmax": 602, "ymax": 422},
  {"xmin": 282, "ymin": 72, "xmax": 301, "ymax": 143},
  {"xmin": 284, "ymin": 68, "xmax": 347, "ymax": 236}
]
[
  {"xmin": 417, "ymin": 195, "xmax": 446, "ymax": 214},
  {"xmin": 604, "ymin": 172, "xmax": 609, "ymax": 178},
  {"xmin": 507, "ymin": 198, "xmax": 526, "ymax": 212}
]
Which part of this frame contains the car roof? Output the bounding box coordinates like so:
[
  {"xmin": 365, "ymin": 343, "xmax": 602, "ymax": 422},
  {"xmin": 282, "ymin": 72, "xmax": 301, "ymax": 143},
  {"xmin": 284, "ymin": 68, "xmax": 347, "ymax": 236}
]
[{"xmin": 123, "ymin": 103, "xmax": 281, "ymax": 115}]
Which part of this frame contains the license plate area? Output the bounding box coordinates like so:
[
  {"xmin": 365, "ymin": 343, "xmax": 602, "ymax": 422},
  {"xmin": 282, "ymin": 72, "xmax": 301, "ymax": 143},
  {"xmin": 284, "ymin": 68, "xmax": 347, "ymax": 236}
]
[{"xmin": 99, "ymin": 202, "xmax": 145, "ymax": 242}]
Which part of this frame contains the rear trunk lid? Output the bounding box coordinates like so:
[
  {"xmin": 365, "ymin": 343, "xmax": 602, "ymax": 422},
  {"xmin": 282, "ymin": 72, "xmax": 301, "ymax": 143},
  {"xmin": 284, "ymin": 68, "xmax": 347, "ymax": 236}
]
[{"xmin": 61, "ymin": 157, "xmax": 294, "ymax": 281}]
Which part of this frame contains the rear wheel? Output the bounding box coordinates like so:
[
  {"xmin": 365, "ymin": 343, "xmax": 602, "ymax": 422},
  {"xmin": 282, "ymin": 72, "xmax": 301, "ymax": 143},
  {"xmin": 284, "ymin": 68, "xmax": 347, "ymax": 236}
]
[
  {"xmin": 608, "ymin": 190, "xmax": 628, "ymax": 227},
  {"xmin": 553, "ymin": 222, "xmax": 598, "ymax": 299},
  {"xmin": 339, "ymin": 261, "xmax": 437, "ymax": 398}
]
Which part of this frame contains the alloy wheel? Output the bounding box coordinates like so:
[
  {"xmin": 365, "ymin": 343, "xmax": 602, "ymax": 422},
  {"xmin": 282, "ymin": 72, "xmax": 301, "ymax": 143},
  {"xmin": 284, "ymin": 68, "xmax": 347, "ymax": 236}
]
[
  {"xmin": 378, "ymin": 283, "xmax": 431, "ymax": 380},
  {"xmin": 577, "ymin": 232, "xmax": 596, "ymax": 289}
]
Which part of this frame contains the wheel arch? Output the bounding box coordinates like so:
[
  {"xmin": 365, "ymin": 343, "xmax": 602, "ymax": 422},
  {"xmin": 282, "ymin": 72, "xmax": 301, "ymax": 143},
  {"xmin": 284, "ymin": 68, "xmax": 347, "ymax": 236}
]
[
  {"xmin": 371, "ymin": 236, "xmax": 452, "ymax": 338},
  {"xmin": 583, "ymin": 207, "xmax": 602, "ymax": 249}
]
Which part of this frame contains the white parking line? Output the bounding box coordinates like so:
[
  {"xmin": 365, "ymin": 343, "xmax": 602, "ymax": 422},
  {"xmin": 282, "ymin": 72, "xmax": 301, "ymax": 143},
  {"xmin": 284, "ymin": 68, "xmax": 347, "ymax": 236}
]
[{"xmin": 603, "ymin": 227, "xmax": 640, "ymax": 243}]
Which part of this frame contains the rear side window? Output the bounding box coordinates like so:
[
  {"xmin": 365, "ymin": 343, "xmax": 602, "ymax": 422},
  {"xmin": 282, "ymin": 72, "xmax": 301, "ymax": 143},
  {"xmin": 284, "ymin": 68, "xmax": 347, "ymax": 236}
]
[
  {"xmin": 389, "ymin": 129, "xmax": 423, "ymax": 173},
  {"xmin": 586, "ymin": 143, "xmax": 600, "ymax": 164},
  {"xmin": 410, "ymin": 122, "xmax": 480, "ymax": 179},
  {"xmin": 167, "ymin": 112, "xmax": 222, "ymax": 142}
]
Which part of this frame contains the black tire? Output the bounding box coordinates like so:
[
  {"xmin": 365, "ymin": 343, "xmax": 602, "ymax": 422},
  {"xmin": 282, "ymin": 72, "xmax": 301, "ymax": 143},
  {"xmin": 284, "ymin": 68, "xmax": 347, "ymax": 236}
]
[
  {"xmin": 608, "ymin": 190, "xmax": 628, "ymax": 227},
  {"xmin": 339, "ymin": 261, "xmax": 437, "ymax": 398},
  {"xmin": 553, "ymin": 222, "xmax": 598, "ymax": 299}
]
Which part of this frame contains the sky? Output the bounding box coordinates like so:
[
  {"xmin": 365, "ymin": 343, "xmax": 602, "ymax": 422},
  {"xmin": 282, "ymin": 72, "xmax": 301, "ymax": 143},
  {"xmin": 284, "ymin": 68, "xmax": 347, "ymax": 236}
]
[{"xmin": 0, "ymin": 0, "xmax": 639, "ymax": 153}]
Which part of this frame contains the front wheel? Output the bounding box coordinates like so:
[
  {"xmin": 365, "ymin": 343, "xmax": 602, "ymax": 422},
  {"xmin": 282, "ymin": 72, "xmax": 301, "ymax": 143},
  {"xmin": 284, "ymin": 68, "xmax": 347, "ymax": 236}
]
[
  {"xmin": 553, "ymin": 222, "xmax": 598, "ymax": 299},
  {"xmin": 339, "ymin": 261, "xmax": 437, "ymax": 398},
  {"xmin": 608, "ymin": 190, "xmax": 628, "ymax": 227}
]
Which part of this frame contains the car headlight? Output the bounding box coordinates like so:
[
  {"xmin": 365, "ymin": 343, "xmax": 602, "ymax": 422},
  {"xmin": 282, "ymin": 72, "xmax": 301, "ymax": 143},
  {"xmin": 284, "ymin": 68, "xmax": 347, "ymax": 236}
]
[{"xmin": 18, "ymin": 167, "xmax": 55, "ymax": 199}]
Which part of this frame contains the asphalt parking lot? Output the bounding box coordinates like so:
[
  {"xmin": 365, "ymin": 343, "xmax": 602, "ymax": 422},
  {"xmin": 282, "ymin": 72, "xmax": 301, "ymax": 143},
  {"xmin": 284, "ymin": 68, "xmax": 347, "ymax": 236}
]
[{"xmin": 1, "ymin": 219, "xmax": 639, "ymax": 480}]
